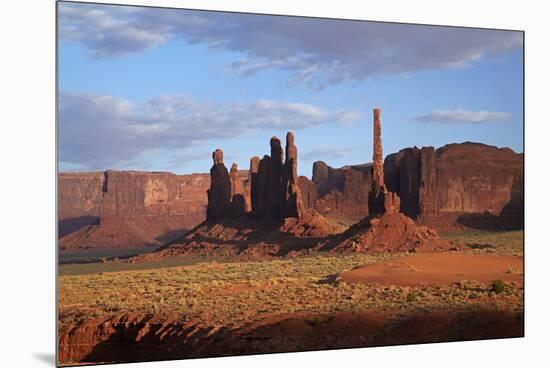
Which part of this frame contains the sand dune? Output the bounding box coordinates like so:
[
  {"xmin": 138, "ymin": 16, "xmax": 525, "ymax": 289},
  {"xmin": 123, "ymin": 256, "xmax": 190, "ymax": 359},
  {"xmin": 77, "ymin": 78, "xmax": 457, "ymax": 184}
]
[{"xmin": 341, "ymin": 253, "xmax": 523, "ymax": 286}]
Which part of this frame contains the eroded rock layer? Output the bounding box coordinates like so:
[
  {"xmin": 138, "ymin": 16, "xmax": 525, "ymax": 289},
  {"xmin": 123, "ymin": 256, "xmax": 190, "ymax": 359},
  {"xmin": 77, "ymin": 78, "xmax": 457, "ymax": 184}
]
[
  {"xmin": 325, "ymin": 212, "xmax": 453, "ymax": 254},
  {"xmin": 385, "ymin": 142, "xmax": 523, "ymax": 229},
  {"xmin": 307, "ymin": 142, "xmax": 523, "ymax": 230},
  {"xmin": 206, "ymin": 149, "xmax": 231, "ymax": 221},
  {"xmin": 304, "ymin": 164, "xmax": 371, "ymax": 222},
  {"xmin": 229, "ymin": 132, "xmax": 308, "ymax": 221},
  {"xmin": 59, "ymin": 171, "xmax": 211, "ymax": 251}
]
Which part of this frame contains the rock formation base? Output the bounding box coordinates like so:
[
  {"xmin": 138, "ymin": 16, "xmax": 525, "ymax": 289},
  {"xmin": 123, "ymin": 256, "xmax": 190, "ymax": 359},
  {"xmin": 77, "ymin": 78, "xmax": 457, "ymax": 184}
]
[
  {"xmin": 279, "ymin": 211, "xmax": 338, "ymax": 238},
  {"xmin": 325, "ymin": 212, "xmax": 454, "ymax": 254}
]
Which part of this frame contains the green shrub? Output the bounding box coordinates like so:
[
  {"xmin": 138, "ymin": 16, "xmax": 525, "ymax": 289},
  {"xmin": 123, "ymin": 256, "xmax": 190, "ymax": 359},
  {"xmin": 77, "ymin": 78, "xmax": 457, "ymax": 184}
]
[
  {"xmin": 406, "ymin": 292, "xmax": 417, "ymax": 303},
  {"xmin": 311, "ymin": 316, "xmax": 322, "ymax": 327},
  {"xmin": 491, "ymin": 279, "xmax": 505, "ymax": 294}
]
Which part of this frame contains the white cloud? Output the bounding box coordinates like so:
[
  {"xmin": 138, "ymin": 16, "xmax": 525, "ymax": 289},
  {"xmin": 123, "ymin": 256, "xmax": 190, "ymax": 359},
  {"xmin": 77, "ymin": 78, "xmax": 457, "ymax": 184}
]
[
  {"xmin": 411, "ymin": 109, "xmax": 512, "ymax": 124},
  {"xmin": 58, "ymin": 2, "xmax": 523, "ymax": 89},
  {"xmin": 58, "ymin": 92, "xmax": 360, "ymax": 170},
  {"xmin": 301, "ymin": 145, "xmax": 356, "ymax": 161}
]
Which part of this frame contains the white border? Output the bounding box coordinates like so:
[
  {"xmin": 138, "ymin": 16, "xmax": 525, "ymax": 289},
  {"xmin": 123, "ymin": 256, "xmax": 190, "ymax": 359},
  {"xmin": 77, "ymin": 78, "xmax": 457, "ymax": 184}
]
[{"xmin": 2, "ymin": 1, "xmax": 548, "ymax": 367}]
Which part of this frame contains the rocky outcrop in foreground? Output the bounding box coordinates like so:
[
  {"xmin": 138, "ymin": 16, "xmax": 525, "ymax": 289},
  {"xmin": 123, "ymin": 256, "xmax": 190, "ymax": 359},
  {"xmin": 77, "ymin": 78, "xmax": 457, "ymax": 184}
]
[{"xmin": 58, "ymin": 308, "xmax": 523, "ymax": 365}]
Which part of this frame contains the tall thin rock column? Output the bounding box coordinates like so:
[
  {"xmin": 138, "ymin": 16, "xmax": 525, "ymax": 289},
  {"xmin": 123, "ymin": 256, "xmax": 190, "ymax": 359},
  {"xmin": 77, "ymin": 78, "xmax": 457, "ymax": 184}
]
[
  {"xmin": 372, "ymin": 108, "xmax": 385, "ymax": 194},
  {"xmin": 229, "ymin": 163, "xmax": 243, "ymax": 197},
  {"xmin": 282, "ymin": 132, "xmax": 304, "ymax": 218},
  {"xmin": 206, "ymin": 149, "xmax": 231, "ymax": 221},
  {"xmin": 229, "ymin": 163, "xmax": 245, "ymax": 216},
  {"xmin": 244, "ymin": 156, "xmax": 259, "ymax": 213},
  {"xmin": 267, "ymin": 137, "xmax": 284, "ymax": 218},
  {"xmin": 368, "ymin": 108, "xmax": 401, "ymax": 216}
]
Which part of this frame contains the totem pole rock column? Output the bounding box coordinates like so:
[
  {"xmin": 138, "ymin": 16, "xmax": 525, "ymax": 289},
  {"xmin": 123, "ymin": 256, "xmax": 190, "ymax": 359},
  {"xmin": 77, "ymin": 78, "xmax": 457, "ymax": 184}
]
[
  {"xmin": 372, "ymin": 108, "xmax": 385, "ymax": 193},
  {"xmin": 245, "ymin": 156, "xmax": 260, "ymax": 214},
  {"xmin": 283, "ymin": 132, "xmax": 304, "ymax": 218},
  {"xmin": 267, "ymin": 137, "xmax": 284, "ymax": 218},
  {"xmin": 206, "ymin": 149, "xmax": 231, "ymax": 221}
]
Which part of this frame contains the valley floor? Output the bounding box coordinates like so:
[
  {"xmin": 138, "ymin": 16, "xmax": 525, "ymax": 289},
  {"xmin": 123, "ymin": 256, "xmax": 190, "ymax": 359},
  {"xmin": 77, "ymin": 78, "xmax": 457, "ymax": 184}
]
[{"xmin": 57, "ymin": 230, "xmax": 524, "ymax": 366}]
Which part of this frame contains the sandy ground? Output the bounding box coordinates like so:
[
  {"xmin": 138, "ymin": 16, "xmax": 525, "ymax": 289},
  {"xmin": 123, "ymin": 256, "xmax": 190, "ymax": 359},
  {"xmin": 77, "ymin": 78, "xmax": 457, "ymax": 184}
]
[{"xmin": 340, "ymin": 252, "xmax": 523, "ymax": 286}]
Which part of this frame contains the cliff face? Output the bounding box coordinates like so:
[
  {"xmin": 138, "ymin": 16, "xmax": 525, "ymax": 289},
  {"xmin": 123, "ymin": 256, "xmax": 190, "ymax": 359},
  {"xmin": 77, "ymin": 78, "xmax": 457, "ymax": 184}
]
[
  {"xmin": 305, "ymin": 142, "xmax": 523, "ymax": 229},
  {"xmin": 59, "ymin": 172, "xmax": 105, "ymax": 237},
  {"xmin": 303, "ymin": 164, "xmax": 371, "ymax": 222},
  {"xmin": 59, "ymin": 171, "xmax": 210, "ymax": 251},
  {"xmin": 384, "ymin": 142, "xmax": 523, "ymax": 229}
]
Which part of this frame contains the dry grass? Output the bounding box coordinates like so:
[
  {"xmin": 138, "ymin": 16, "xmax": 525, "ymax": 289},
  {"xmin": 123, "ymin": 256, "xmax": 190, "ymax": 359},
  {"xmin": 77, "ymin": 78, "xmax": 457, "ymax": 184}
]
[
  {"xmin": 441, "ymin": 230, "xmax": 523, "ymax": 256},
  {"xmin": 59, "ymin": 231, "xmax": 524, "ymax": 329}
]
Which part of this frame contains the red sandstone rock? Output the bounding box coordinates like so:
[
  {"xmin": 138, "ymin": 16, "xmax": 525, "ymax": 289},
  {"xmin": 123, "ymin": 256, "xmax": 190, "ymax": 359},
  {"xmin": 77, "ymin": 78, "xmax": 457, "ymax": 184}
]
[
  {"xmin": 327, "ymin": 212, "xmax": 453, "ymax": 254},
  {"xmin": 245, "ymin": 134, "xmax": 306, "ymax": 220},
  {"xmin": 419, "ymin": 147, "xmax": 438, "ymax": 217},
  {"xmin": 310, "ymin": 140, "xmax": 523, "ymax": 230},
  {"xmin": 384, "ymin": 147, "xmax": 420, "ymax": 218},
  {"xmin": 206, "ymin": 149, "xmax": 231, "ymax": 222},
  {"xmin": 303, "ymin": 167, "xmax": 371, "ymax": 222},
  {"xmin": 279, "ymin": 212, "xmax": 338, "ymax": 238},
  {"xmin": 384, "ymin": 142, "xmax": 523, "ymax": 229},
  {"xmin": 384, "ymin": 191, "xmax": 401, "ymax": 214},
  {"xmin": 267, "ymin": 137, "xmax": 284, "ymax": 218},
  {"xmin": 312, "ymin": 161, "xmax": 345, "ymax": 197},
  {"xmin": 372, "ymin": 108, "xmax": 385, "ymax": 193},
  {"xmin": 297, "ymin": 176, "xmax": 318, "ymax": 210},
  {"xmin": 60, "ymin": 123, "xmax": 524, "ymax": 256},
  {"xmin": 213, "ymin": 149, "xmax": 224, "ymax": 165},
  {"xmin": 244, "ymin": 156, "xmax": 259, "ymax": 213},
  {"xmin": 229, "ymin": 163, "xmax": 245, "ymax": 217},
  {"xmin": 282, "ymin": 132, "xmax": 305, "ymax": 218},
  {"xmin": 230, "ymin": 163, "xmax": 243, "ymax": 197},
  {"xmin": 254, "ymin": 155, "xmax": 271, "ymax": 217},
  {"xmin": 59, "ymin": 170, "xmax": 210, "ymax": 251},
  {"xmin": 367, "ymin": 108, "xmax": 401, "ymax": 217},
  {"xmin": 58, "ymin": 172, "xmax": 105, "ymax": 237}
]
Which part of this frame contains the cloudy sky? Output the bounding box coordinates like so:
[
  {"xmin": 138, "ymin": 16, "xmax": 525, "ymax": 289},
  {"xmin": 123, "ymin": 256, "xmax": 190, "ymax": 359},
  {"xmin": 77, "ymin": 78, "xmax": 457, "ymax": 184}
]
[{"xmin": 58, "ymin": 1, "xmax": 523, "ymax": 177}]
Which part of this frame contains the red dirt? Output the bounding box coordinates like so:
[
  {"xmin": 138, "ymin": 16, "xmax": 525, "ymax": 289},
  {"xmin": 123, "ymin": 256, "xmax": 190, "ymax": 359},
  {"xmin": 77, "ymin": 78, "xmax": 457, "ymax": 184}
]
[
  {"xmin": 325, "ymin": 212, "xmax": 454, "ymax": 254},
  {"xmin": 279, "ymin": 211, "xmax": 338, "ymax": 238},
  {"xmin": 128, "ymin": 214, "xmax": 337, "ymax": 262},
  {"xmin": 341, "ymin": 253, "xmax": 523, "ymax": 286}
]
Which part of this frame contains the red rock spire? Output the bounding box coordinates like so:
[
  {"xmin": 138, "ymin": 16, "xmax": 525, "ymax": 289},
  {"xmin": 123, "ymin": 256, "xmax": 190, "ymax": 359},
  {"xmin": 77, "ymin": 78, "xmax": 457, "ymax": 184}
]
[{"xmin": 372, "ymin": 108, "xmax": 384, "ymax": 193}]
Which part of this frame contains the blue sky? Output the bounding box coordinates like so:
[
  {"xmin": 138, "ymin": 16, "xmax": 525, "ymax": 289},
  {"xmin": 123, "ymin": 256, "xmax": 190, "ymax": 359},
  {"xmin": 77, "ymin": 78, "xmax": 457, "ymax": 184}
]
[{"xmin": 57, "ymin": 2, "xmax": 523, "ymax": 177}]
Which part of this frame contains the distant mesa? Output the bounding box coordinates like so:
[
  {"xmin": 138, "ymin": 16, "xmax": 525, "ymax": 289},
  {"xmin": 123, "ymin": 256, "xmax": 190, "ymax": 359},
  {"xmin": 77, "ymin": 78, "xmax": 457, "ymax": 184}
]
[{"xmin": 58, "ymin": 170, "xmax": 211, "ymax": 253}]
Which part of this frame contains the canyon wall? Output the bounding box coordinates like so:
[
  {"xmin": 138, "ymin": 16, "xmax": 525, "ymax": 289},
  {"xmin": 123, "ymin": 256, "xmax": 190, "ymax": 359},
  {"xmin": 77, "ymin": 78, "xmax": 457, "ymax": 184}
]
[
  {"xmin": 59, "ymin": 171, "xmax": 211, "ymax": 251},
  {"xmin": 385, "ymin": 142, "xmax": 523, "ymax": 229},
  {"xmin": 59, "ymin": 172, "xmax": 105, "ymax": 237},
  {"xmin": 308, "ymin": 142, "xmax": 523, "ymax": 229},
  {"xmin": 301, "ymin": 162, "xmax": 372, "ymax": 222}
]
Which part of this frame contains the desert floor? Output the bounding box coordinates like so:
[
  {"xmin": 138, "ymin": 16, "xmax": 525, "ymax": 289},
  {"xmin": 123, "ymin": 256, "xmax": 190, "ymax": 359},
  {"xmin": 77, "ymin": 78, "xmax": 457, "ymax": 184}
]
[{"xmin": 57, "ymin": 230, "xmax": 523, "ymax": 366}]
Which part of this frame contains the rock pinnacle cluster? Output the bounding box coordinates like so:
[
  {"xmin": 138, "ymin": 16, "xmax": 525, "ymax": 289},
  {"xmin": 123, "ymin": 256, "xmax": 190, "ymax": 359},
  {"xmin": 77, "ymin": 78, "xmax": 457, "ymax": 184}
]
[{"xmin": 206, "ymin": 132, "xmax": 305, "ymax": 222}]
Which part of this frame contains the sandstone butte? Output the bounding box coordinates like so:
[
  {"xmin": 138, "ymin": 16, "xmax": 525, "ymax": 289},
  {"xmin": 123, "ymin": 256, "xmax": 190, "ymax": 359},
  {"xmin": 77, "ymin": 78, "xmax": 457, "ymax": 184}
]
[{"xmin": 59, "ymin": 109, "xmax": 523, "ymax": 252}]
